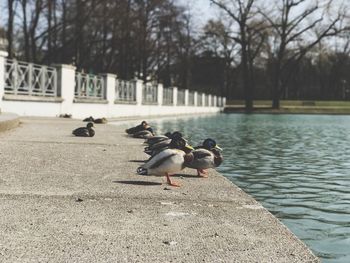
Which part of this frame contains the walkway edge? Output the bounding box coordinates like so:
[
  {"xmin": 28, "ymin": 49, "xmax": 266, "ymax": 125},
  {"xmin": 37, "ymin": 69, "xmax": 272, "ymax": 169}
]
[{"xmin": 0, "ymin": 113, "xmax": 20, "ymax": 133}]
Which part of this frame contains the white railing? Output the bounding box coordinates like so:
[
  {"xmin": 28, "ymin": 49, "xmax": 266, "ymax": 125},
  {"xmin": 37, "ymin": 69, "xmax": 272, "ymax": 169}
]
[
  {"xmin": 205, "ymin": 94, "xmax": 209, "ymax": 106},
  {"xmin": 1, "ymin": 56, "xmax": 226, "ymax": 111},
  {"xmin": 142, "ymin": 82, "xmax": 158, "ymax": 104},
  {"xmin": 212, "ymin": 96, "xmax": 216, "ymax": 107},
  {"xmin": 163, "ymin": 87, "xmax": 173, "ymax": 105},
  {"xmin": 4, "ymin": 59, "xmax": 57, "ymax": 96},
  {"xmin": 197, "ymin": 93, "xmax": 203, "ymax": 106},
  {"xmin": 75, "ymin": 72, "xmax": 105, "ymax": 100},
  {"xmin": 188, "ymin": 91, "xmax": 195, "ymax": 106},
  {"xmin": 217, "ymin": 97, "xmax": 223, "ymax": 107},
  {"xmin": 177, "ymin": 89, "xmax": 186, "ymax": 106},
  {"xmin": 115, "ymin": 79, "xmax": 136, "ymax": 103}
]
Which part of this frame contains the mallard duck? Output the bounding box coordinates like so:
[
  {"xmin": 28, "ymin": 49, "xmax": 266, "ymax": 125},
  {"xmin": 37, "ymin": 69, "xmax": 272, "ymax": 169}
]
[
  {"xmin": 144, "ymin": 132, "xmax": 184, "ymax": 155},
  {"xmin": 137, "ymin": 137, "xmax": 194, "ymax": 187},
  {"xmin": 72, "ymin": 122, "xmax": 95, "ymax": 137},
  {"xmin": 144, "ymin": 131, "xmax": 182, "ymax": 147},
  {"xmin": 94, "ymin": 117, "xmax": 108, "ymax": 124},
  {"xmin": 83, "ymin": 116, "xmax": 94, "ymax": 122},
  {"xmin": 133, "ymin": 125, "xmax": 155, "ymax": 139},
  {"xmin": 185, "ymin": 138, "xmax": 223, "ymax": 177},
  {"xmin": 126, "ymin": 121, "xmax": 149, "ymax": 135}
]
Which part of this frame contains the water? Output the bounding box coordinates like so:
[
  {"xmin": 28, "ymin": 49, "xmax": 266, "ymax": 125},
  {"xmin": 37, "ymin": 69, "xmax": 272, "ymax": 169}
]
[{"xmin": 144, "ymin": 114, "xmax": 350, "ymax": 263}]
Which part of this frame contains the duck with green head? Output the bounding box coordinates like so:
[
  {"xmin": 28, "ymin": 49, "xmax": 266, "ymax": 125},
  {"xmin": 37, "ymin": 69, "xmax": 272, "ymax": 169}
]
[{"xmin": 185, "ymin": 138, "xmax": 223, "ymax": 177}]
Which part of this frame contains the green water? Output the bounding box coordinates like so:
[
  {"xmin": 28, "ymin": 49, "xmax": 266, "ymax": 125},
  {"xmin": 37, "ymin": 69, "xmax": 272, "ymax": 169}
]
[{"xmin": 147, "ymin": 113, "xmax": 350, "ymax": 263}]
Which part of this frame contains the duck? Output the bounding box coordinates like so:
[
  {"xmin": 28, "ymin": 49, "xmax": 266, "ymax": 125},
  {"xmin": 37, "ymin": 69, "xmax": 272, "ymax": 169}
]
[
  {"xmin": 137, "ymin": 137, "xmax": 194, "ymax": 187},
  {"xmin": 126, "ymin": 121, "xmax": 149, "ymax": 135},
  {"xmin": 72, "ymin": 122, "xmax": 95, "ymax": 137},
  {"xmin": 83, "ymin": 116, "xmax": 95, "ymax": 122},
  {"xmin": 132, "ymin": 123, "xmax": 155, "ymax": 138},
  {"xmin": 133, "ymin": 129, "xmax": 154, "ymax": 139},
  {"xmin": 185, "ymin": 138, "xmax": 223, "ymax": 177},
  {"xmin": 144, "ymin": 131, "xmax": 182, "ymax": 147},
  {"xmin": 144, "ymin": 132, "xmax": 184, "ymax": 155},
  {"xmin": 94, "ymin": 117, "xmax": 108, "ymax": 124},
  {"xmin": 144, "ymin": 132, "xmax": 172, "ymax": 146}
]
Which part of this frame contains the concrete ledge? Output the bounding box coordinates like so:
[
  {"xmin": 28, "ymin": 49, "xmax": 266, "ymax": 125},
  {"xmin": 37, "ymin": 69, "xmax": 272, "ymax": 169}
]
[
  {"xmin": 3, "ymin": 94, "xmax": 63, "ymax": 103},
  {"xmin": 114, "ymin": 100, "xmax": 137, "ymax": 105},
  {"xmin": 73, "ymin": 98, "xmax": 108, "ymax": 104},
  {"xmin": 141, "ymin": 102, "xmax": 158, "ymax": 105},
  {"xmin": 0, "ymin": 117, "xmax": 319, "ymax": 262},
  {"xmin": 0, "ymin": 113, "xmax": 20, "ymax": 132}
]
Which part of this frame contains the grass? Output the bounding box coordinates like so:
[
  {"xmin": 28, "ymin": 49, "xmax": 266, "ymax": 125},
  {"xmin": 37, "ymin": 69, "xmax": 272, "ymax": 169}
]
[{"xmin": 225, "ymin": 100, "xmax": 350, "ymax": 114}]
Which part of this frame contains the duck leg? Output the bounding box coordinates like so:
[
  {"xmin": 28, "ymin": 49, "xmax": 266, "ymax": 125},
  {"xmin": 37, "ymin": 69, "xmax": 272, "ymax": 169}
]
[
  {"xmin": 197, "ymin": 169, "xmax": 208, "ymax": 178},
  {"xmin": 165, "ymin": 173, "xmax": 181, "ymax": 187}
]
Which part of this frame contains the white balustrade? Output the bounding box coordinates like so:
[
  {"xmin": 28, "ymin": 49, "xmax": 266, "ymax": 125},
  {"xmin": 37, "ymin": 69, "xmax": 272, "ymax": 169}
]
[
  {"xmin": 163, "ymin": 87, "xmax": 173, "ymax": 105},
  {"xmin": 1, "ymin": 56, "xmax": 226, "ymax": 117},
  {"xmin": 142, "ymin": 82, "xmax": 158, "ymax": 104},
  {"xmin": 197, "ymin": 93, "xmax": 203, "ymax": 106},
  {"xmin": 177, "ymin": 89, "xmax": 186, "ymax": 106},
  {"xmin": 75, "ymin": 72, "xmax": 105, "ymax": 100},
  {"xmin": 188, "ymin": 91, "xmax": 195, "ymax": 106},
  {"xmin": 4, "ymin": 59, "xmax": 57, "ymax": 97},
  {"xmin": 115, "ymin": 79, "xmax": 136, "ymax": 103}
]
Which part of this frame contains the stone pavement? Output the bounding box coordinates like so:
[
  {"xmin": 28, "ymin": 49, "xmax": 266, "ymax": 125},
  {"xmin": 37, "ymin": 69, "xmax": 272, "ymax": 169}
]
[
  {"xmin": 0, "ymin": 117, "xmax": 319, "ymax": 262},
  {"xmin": 0, "ymin": 113, "xmax": 19, "ymax": 132}
]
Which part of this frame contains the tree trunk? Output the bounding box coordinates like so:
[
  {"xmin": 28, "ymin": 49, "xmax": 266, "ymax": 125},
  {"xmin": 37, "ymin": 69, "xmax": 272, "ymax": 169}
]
[
  {"xmin": 7, "ymin": 0, "xmax": 15, "ymax": 58},
  {"xmin": 241, "ymin": 36, "xmax": 253, "ymax": 112}
]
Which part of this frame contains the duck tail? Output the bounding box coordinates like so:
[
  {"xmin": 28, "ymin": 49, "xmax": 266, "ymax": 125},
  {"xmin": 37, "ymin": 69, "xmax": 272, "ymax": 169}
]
[{"xmin": 137, "ymin": 167, "xmax": 148, "ymax": 175}]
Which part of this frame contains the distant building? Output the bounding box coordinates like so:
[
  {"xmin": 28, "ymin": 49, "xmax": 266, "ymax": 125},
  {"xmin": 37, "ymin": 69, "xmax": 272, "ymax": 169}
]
[{"xmin": 0, "ymin": 27, "xmax": 8, "ymax": 51}]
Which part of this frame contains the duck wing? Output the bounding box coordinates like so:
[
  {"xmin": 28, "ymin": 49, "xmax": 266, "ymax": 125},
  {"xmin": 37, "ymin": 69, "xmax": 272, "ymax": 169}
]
[
  {"xmin": 142, "ymin": 149, "xmax": 185, "ymax": 175},
  {"xmin": 185, "ymin": 149, "xmax": 214, "ymax": 169},
  {"xmin": 72, "ymin": 127, "xmax": 90, "ymax": 137}
]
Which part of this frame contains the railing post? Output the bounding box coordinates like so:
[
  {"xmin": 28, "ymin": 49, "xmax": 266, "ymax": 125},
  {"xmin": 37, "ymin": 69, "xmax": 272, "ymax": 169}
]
[
  {"xmin": 0, "ymin": 51, "xmax": 8, "ymax": 111},
  {"xmin": 194, "ymin": 91, "xmax": 198, "ymax": 106},
  {"xmin": 135, "ymin": 79, "xmax": 143, "ymax": 106},
  {"xmin": 184, "ymin": 89, "xmax": 189, "ymax": 106},
  {"xmin": 214, "ymin": 95, "xmax": 217, "ymax": 107},
  {"xmin": 223, "ymin": 97, "xmax": 226, "ymax": 107},
  {"xmin": 208, "ymin": 94, "xmax": 212, "ymax": 107},
  {"xmin": 102, "ymin": 73, "xmax": 116, "ymax": 106},
  {"xmin": 173, "ymin": 87, "xmax": 178, "ymax": 106},
  {"xmin": 55, "ymin": 64, "xmax": 76, "ymax": 115},
  {"xmin": 157, "ymin": 83, "xmax": 163, "ymax": 106}
]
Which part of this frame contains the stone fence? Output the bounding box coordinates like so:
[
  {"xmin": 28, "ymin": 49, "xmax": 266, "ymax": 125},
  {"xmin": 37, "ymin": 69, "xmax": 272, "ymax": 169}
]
[{"xmin": 0, "ymin": 51, "xmax": 225, "ymax": 118}]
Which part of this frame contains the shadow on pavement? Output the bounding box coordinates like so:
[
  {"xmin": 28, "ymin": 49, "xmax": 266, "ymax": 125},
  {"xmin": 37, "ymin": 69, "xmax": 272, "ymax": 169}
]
[{"xmin": 114, "ymin": 180, "xmax": 162, "ymax": 186}]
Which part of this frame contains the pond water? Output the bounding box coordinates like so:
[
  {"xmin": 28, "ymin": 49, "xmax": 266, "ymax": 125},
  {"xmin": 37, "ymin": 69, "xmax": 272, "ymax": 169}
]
[{"xmin": 144, "ymin": 113, "xmax": 350, "ymax": 263}]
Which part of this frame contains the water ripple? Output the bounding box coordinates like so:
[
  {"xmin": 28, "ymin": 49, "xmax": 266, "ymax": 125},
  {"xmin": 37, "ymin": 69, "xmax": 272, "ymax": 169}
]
[{"xmin": 149, "ymin": 114, "xmax": 350, "ymax": 263}]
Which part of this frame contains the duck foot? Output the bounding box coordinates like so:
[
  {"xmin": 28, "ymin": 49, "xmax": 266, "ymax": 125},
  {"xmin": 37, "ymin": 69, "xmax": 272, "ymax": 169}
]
[
  {"xmin": 197, "ymin": 169, "xmax": 208, "ymax": 178},
  {"xmin": 165, "ymin": 173, "xmax": 181, "ymax": 187}
]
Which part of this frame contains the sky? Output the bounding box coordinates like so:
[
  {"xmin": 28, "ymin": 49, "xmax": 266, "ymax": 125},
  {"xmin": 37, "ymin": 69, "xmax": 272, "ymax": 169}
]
[
  {"xmin": 178, "ymin": 0, "xmax": 216, "ymax": 25},
  {"xmin": 0, "ymin": 0, "xmax": 216, "ymax": 29}
]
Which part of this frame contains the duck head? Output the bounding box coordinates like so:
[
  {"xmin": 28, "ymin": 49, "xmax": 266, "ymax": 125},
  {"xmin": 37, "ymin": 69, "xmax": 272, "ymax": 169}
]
[
  {"xmin": 169, "ymin": 136, "xmax": 194, "ymax": 153},
  {"xmin": 87, "ymin": 122, "xmax": 94, "ymax": 129},
  {"xmin": 170, "ymin": 131, "xmax": 183, "ymax": 140},
  {"xmin": 164, "ymin": 132, "xmax": 172, "ymax": 138},
  {"xmin": 203, "ymin": 138, "xmax": 222, "ymax": 151}
]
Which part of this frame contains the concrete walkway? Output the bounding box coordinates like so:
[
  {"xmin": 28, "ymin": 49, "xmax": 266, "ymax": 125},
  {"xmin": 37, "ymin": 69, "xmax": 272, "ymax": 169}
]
[
  {"xmin": 0, "ymin": 117, "xmax": 319, "ymax": 263},
  {"xmin": 0, "ymin": 113, "xmax": 19, "ymax": 132}
]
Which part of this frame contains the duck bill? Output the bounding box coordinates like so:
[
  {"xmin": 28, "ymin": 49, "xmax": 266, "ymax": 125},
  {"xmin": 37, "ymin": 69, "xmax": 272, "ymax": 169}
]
[
  {"xmin": 215, "ymin": 145, "xmax": 223, "ymax": 151},
  {"xmin": 185, "ymin": 144, "xmax": 194, "ymax": 151}
]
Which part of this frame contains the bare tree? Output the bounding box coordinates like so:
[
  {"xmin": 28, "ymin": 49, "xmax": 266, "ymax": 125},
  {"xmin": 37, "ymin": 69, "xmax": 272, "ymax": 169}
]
[
  {"xmin": 261, "ymin": 0, "xmax": 347, "ymax": 108},
  {"xmin": 210, "ymin": 0, "xmax": 260, "ymax": 111},
  {"xmin": 6, "ymin": 0, "xmax": 16, "ymax": 58},
  {"xmin": 202, "ymin": 19, "xmax": 238, "ymax": 96}
]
